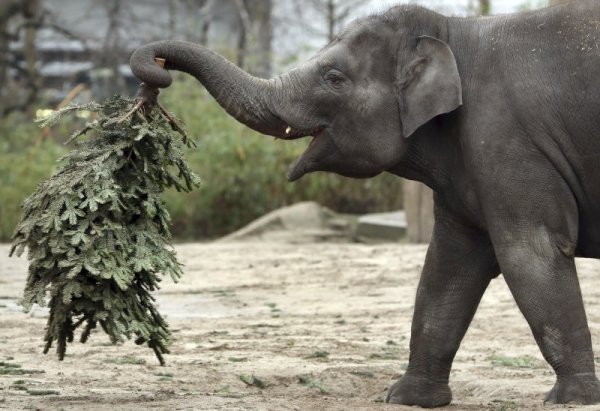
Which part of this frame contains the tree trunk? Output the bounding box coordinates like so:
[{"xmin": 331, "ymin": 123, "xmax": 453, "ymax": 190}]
[
  {"xmin": 234, "ymin": 0, "xmax": 272, "ymax": 78},
  {"xmin": 97, "ymin": 0, "xmax": 126, "ymax": 97},
  {"xmin": 403, "ymin": 180, "xmax": 434, "ymax": 243},
  {"xmin": 0, "ymin": 1, "xmax": 22, "ymax": 115},
  {"xmin": 549, "ymin": 0, "xmax": 569, "ymax": 4},
  {"xmin": 249, "ymin": 0, "xmax": 272, "ymax": 78},
  {"xmin": 479, "ymin": 0, "xmax": 491, "ymax": 16},
  {"xmin": 327, "ymin": 0, "xmax": 335, "ymax": 43},
  {"xmin": 234, "ymin": 0, "xmax": 250, "ymax": 70},
  {"xmin": 23, "ymin": 0, "xmax": 41, "ymax": 115},
  {"xmin": 23, "ymin": 23, "xmax": 39, "ymax": 115},
  {"xmin": 198, "ymin": 0, "xmax": 214, "ymax": 46},
  {"xmin": 0, "ymin": 0, "xmax": 41, "ymax": 116},
  {"xmin": 168, "ymin": 0, "xmax": 177, "ymax": 40}
]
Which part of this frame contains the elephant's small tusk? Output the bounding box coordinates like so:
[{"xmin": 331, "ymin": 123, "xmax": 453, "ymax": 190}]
[{"xmin": 286, "ymin": 126, "xmax": 293, "ymax": 135}]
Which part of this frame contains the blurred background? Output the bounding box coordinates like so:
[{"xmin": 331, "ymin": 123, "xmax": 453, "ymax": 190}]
[{"xmin": 0, "ymin": 0, "xmax": 564, "ymax": 242}]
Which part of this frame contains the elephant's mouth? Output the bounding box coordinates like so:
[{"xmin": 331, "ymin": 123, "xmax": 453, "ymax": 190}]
[
  {"xmin": 279, "ymin": 124, "xmax": 326, "ymax": 140},
  {"xmin": 283, "ymin": 125, "xmax": 338, "ymax": 182}
]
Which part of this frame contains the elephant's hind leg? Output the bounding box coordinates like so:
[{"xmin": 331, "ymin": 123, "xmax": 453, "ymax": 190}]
[
  {"xmin": 494, "ymin": 233, "xmax": 600, "ymax": 405},
  {"xmin": 485, "ymin": 166, "xmax": 600, "ymax": 405},
  {"xmin": 386, "ymin": 205, "xmax": 499, "ymax": 407}
]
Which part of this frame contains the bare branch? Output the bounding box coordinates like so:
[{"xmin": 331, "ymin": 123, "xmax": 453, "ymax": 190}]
[
  {"xmin": 198, "ymin": 0, "xmax": 215, "ymax": 45},
  {"xmin": 336, "ymin": 0, "xmax": 370, "ymax": 23},
  {"xmin": 12, "ymin": 10, "xmax": 90, "ymax": 52},
  {"xmin": 295, "ymin": 0, "xmax": 370, "ymax": 44},
  {"xmin": 233, "ymin": 0, "xmax": 251, "ymax": 69}
]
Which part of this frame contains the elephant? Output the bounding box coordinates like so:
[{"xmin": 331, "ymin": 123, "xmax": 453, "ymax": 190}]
[{"xmin": 129, "ymin": 0, "xmax": 600, "ymax": 407}]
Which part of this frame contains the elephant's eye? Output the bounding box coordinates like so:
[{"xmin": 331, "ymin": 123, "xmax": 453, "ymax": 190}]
[{"xmin": 324, "ymin": 70, "xmax": 346, "ymax": 89}]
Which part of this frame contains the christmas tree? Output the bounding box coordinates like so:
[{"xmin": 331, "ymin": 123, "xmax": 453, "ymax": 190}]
[{"xmin": 10, "ymin": 84, "xmax": 200, "ymax": 365}]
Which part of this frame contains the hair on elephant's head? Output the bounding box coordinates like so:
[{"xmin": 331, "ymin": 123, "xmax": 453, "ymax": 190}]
[{"xmin": 130, "ymin": 6, "xmax": 462, "ymax": 181}]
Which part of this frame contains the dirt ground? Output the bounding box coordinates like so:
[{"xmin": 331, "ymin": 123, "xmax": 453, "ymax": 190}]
[{"xmin": 2, "ymin": 240, "xmax": 600, "ymax": 410}]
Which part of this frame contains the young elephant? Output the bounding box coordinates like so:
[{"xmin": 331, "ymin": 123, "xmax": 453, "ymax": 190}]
[{"xmin": 130, "ymin": 0, "xmax": 600, "ymax": 407}]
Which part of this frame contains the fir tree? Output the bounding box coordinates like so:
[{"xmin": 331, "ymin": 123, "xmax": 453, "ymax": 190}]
[{"xmin": 10, "ymin": 85, "xmax": 200, "ymax": 365}]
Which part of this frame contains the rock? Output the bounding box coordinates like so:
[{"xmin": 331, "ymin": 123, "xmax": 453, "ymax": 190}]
[
  {"xmin": 218, "ymin": 202, "xmax": 352, "ymax": 243},
  {"xmin": 220, "ymin": 202, "xmax": 408, "ymax": 244},
  {"xmin": 356, "ymin": 211, "xmax": 406, "ymax": 242}
]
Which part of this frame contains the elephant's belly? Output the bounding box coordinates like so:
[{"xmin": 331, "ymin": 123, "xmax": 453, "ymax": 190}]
[
  {"xmin": 569, "ymin": 155, "xmax": 600, "ymax": 258},
  {"xmin": 576, "ymin": 212, "xmax": 600, "ymax": 258}
]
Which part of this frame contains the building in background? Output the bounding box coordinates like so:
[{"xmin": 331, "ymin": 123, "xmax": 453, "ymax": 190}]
[{"xmin": 5, "ymin": 0, "xmax": 273, "ymax": 106}]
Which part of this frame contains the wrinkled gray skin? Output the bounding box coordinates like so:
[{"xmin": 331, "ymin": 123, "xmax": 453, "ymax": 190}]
[{"xmin": 130, "ymin": 1, "xmax": 600, "ymax": 407}]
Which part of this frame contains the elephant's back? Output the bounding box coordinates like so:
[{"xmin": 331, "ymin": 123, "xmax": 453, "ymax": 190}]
[
  {"xmin": 462, "ymin": 2, "xmax": 600, "ymax": 256},
  {"xmin": 492, "ymin": 2, "xmax": 600, "ymax": 149}
]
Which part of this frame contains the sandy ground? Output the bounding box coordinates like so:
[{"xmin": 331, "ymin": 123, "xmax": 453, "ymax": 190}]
[{"xmin": 2, "ymin": 241, "xmax": 600, "ymax": 410}]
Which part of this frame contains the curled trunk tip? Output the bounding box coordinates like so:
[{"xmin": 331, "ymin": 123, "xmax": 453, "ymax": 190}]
[{"xmin": 130, "ymin": 42, "xmax": 174, "ymax": 89}]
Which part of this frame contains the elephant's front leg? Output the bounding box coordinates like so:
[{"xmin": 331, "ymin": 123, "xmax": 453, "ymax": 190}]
[{"xmin": 386, "ymin": 209, "xmax": 499, "ymax": 407}]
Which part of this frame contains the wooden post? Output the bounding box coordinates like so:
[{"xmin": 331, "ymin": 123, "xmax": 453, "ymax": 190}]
[{"xmin": 403, "ymin": 180, "xmax": 434, "ymax": 244}]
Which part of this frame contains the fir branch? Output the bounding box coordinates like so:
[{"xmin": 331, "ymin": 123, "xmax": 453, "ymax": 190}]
[{"xmin": 11, "ymin": 90, "xmax": 200, "ymax": 365}]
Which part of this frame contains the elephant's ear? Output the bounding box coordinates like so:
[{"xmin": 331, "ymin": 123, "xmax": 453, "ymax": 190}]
[{"xmin": 396, "ymin": 36, "xmax": 462, "ymax": 138}]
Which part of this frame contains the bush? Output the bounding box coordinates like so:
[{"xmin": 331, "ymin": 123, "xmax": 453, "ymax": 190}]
[
  {"xmin": 0, "ymin": 112, "xmax": 66, "ymax": 241},
  {"xmin": 0, "ymin": 76, "xmax": 403, "ymax": 241}
]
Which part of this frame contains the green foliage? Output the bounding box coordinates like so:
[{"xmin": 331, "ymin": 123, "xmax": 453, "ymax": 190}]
[
  {"xmin": 306, "ymin": 350, "xmax": 329, "ymax": 359},
  {"xmin": 239, "ymin": 374, "xmax": 266, "ymax": 388},
  {"xmin": 298, "ymin": 375, "xmax": 330, "ymax": 394},
  {"xmin": 490, "ymin": 400, "xmax": 519, "ymax": 411},
  {"xmin": 350, "ymin": 370, "xmax": 375, "ymax": 378},
  {"xmin": 104, "ymin": 355, "xmax": 147, "ymax": 365},
  {"xmin": 517, "ymin": 0, "xmax": 550, "ymax": 12},
  {"xmin": 26, "ymin": 389, "xmax": 60, "ymax": 396},
  {"xmin": 0, "ymin": 75, "xmax": 403, "ymax": 241},
  {"xmin": 0, "ymin": 360, "xmax": 44, "ymax": 375},
  {"xmin": 0, "ymin": 113, "xmax": 66, "ymax": 242},
  {"xmin": 11, "ymin": 95, "xmax": 200, "ymax": 365},
  {"xmin": 490, "ymin": 354, "xmax": 539, "ymax": 368},
  {"xmin": 159, "ymin": 75, "xmax": 403, "ymax": 238}
]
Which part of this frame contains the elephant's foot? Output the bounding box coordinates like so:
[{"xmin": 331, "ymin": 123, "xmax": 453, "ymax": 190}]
[
  {"xmin": 545, "ymin": 374, "xmax": 600, "ymax": 405},
  {"xmin": 385, "ymin": 374, "xmax": 451, "ymax": 408}
]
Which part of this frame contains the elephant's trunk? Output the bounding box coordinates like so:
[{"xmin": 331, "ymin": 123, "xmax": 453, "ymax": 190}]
[{"xmin": 129, "ymin": 41, "xmax": 286, "ymax": 137}]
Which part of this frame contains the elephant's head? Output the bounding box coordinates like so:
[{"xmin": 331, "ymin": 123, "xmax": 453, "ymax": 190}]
[{"xmin": 130, "ymin": 6, "xmax": 461, "ymax": 181}]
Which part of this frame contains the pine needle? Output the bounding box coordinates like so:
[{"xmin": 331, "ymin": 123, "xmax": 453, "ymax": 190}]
[{"xmin": 11, "ymin": 87, "xmax": 201, "ymax": 365}]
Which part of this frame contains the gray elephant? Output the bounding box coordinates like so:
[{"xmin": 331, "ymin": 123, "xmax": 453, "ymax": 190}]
[{"xmin": 130, "ymin": 0, "xmax": 600, "ymax": 407}]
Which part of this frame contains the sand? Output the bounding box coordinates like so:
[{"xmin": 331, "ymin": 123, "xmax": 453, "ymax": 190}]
[{"xmin": 1, "ymin": 241, "xmax": 600, "ymax": 410}]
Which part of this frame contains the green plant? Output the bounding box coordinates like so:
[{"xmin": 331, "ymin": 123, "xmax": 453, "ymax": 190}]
[
  {"xmin": 0, "ymin": 361, "xmax": 44, "ymax": 375},
  {"xmin": 228, "ymin": 357, "xmax": 248, "ymax": 362},
  {"xmin": 105, "ymin": 355, "xmax": 147, "ymax": 365},
  {"xmin": 490, "ymin": 400, "xmax": 519, "ymax": 410},
  {"xmin": 26, "ymin": 389, "xmax": 60, "ymax": 396},
  {"xmin": 0, "ymin": 112, "xmax": 66, "ymax": 241},
  {"xmin": 239, "ymin": 374, "xmax": 266, "ymax": 388},
  {"xmin": 350, "ymin": 370, "xmax": 375, "ymax": 378},
  {"xmin": 11, "ymin": 94, "xmax": 199, "ymax": 365},
  {"xmin": 518, "ymin": 0, "xmax": 549, "ymax": 12},
  {"xmin": 490, "ymin": 354, "xmax": 539, "ymax": 368},
  {"xmin": 298, "ymin": 375, "xmax": 330, "ymax": 394},
  {"xmin": 1, "ymin": 75, "xmax": 405, "ymax": 241},
  {"xmin": 306, "ymin": 351, "xmax": 330, "ymax": 359}
]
